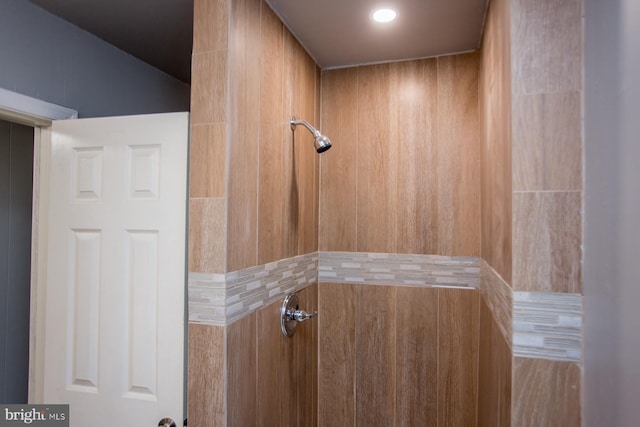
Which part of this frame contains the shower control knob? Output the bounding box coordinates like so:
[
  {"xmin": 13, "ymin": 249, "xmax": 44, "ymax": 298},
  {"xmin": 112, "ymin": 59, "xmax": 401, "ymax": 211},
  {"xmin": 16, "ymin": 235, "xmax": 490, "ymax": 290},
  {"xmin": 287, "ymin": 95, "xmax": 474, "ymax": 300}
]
[
  {"xmin": 280, "ymin": 293, "xmax": 318, "ymax": 337},
  {"xmin": 293, "ymin": 309, "xmax": 318, "ymax": 322}
]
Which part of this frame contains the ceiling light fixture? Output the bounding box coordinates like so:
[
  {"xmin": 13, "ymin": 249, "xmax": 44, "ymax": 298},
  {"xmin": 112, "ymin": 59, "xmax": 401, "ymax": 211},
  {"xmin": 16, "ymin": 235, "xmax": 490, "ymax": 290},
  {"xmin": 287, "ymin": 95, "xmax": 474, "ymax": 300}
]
[{"xmin": 372, "ymin": 8, "xmax": 397, "ymax": 23}]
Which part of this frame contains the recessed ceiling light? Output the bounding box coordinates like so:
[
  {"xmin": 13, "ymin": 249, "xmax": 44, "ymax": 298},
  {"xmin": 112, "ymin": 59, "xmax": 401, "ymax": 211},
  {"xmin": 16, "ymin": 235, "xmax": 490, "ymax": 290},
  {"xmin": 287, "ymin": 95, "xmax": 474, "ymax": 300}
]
[{"xmin": 372, "ymin": 8, "xmax": 397, "ymax": 23}]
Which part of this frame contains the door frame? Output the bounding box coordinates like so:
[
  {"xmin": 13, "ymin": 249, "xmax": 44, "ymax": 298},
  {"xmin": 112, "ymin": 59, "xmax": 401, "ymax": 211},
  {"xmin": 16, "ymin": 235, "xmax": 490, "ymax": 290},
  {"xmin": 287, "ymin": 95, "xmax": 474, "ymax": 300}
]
[{"xmin": 0, "ymin": 88, "xmax": 78, "ymax": 403}]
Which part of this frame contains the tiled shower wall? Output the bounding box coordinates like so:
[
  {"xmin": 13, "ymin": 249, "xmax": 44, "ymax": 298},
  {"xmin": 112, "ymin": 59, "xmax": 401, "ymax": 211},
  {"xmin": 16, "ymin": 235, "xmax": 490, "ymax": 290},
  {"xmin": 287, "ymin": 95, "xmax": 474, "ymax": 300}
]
[
  {"xmin": 318, "ymin": 54, "xmax": 482, "ymax": 425},
  {"xmin": 479, "ymin": 0, "xmax": 583, "ymax": 424},
  {"xmin": 320, "ymin": 54, "xmax": 480, "ymax": 256},
  {"xmin": 319, "ymin": 283, "xmax": 479, "ymax": 426},
  {"xmin": 189, "ymin": 0, "xmax": 320, "ymax": 274},
  {"xmin": 188, "ymin": 0, "xmax": 320, "ymax": 424},
  {"xmin": 188, "ymin": 0, "xmax": 584, "ymax": 425},
  {"xmin": 509, "ymin": 0, "xmax": 583, "ymax": 423},
  {"xmin": 478, "ymin": 0, "xmax": 514, "ymax": 424}
]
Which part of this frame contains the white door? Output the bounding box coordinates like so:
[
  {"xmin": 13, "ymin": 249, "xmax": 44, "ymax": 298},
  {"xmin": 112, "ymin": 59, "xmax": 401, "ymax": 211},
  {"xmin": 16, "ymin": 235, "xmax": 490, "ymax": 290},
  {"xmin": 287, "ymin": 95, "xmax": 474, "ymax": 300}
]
[{"xmin": 42, "ymin": 113, "xmax": 188, "ymax": 427}]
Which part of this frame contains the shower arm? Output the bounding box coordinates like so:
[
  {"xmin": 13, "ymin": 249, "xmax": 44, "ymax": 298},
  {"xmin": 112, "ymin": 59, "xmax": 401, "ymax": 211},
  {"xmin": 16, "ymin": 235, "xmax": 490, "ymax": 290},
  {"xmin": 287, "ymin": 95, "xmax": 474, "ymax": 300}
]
[{"xmin": 290, "ymin": 117, "xmax": 321, "ymax": 138}]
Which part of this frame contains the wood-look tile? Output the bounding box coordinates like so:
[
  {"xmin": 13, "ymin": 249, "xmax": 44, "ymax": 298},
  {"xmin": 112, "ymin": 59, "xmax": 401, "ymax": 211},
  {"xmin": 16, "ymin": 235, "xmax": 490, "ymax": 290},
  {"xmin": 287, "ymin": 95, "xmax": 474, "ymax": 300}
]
[
  {"xmin": 294, "ymin": 284, "xmax": 318, "ymax": 426},
  {"xmin": 478, "ymin": 299, "xmax": 500, "ymax": 427},
  {"xmin": 479, "ymin": 296, "xmax": 511, "ymax": 427},
  {"xmin": 283, "ymin": 31, "xmax": 300, "ymax": 260},
  {"xmin": 281, "ymin": 295, "xmax": 297, "ymax": 427},
  {"xmin": 436, "ymin": 53, "xmax": 481, "ymax": 257},
  {"xmin": 481, "ymin": 260, "xmax": 513, "ymax": 346},
  {"xmin": 318, "ymin": 283, "xmax": 356, "ymax": 427},
  {"xmin": 227, "ymin": 312, "xmax": 257, "ymax": 426},
  {"xmin": 498, "ymin": 323, "xmax": 512, "ymax": 427},
  {"xmin": 187, "ymin": 323, "xmax": 225, "ymax": 426},
  {"xmin": 356, "ymin": 64, "xmax": 398, "ymax": 253},
  {"xmin": 256, "ymin": 299, "xmax": 284, "ymax": 426},
  {"xmin": 188, "ymin": 198, "xmax": 225, "ymax": 274},
  {"xmin": 257, "ymin": 1, "xmax": 285, "ymax": 265},
  {"xmin": 190, "ymin": 50, "xmax": 227, "ymax": 125},
  {"xmin": 513, "ymin": 191, "xmax": 582, "ymax": 293},
  {"xmin": 512, "ymin": 0, "xmax": 582, "ymax": 95},
  {"xmin": 395, "ymin": 286, "xmax": 438, "ymax": 427},
  {"xmin": 393, "ymin": 59, "xmax": 439, "ymax": 255},
  {"xmin": 512, "ymin": 357, "xmax": 581, "ymax": 427},
  {"xmin": 321, "ymin": 55, "xmax": 483, "ymax": 257},
  {"xmin": 513, "ymin": 92, "xmax": 582, "ymax": 191},
  {"xmin": 306, "ymin": 59, "xmax": 321, "ymax": 256},
  {"xmin": 226, "ymin": 0, "xmax": 261, "ymax": 271},
  {"xmin": 192, "ymin": 0, "xmax": 228, "ymax": 54},
  {"xmin": 281, "ymin": 27, "xmax": 300, "ymax": 260},
  {"xmin": 241, "ymin": 285, "xmax": 318, "ymax": 427},
  {"xmin": 438, "ymin": 288, "xmax": 479, "ymax": 427},
  {"xmin": 189, "ymin": 123, "xmax": 226, "ymax": 198},
  {"xmin": 356, "ymin": 285, "xmax": 397, "ymax": 425},
  {"xmin": 319, "ymin": 68, "xmax": 359, "ymax": 252},
  {"xmin": 480, "ymin": 0, "xmax": 512, "ymax": 283},
  {"xmin": 291, "ymin": 43, "xmax": 320, "ymax": 257}
]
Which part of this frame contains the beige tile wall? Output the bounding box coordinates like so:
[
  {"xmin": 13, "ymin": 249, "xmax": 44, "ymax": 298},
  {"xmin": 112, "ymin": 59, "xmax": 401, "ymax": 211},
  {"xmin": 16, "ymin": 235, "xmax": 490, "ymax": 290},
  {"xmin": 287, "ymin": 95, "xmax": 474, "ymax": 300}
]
[
  {"xmin": 189, "ymin": 0, "xmax": 320, "ymax": 276},
  {"xmin": 318, "ymin": 57, "xmax": 482, "ymax": 425},
  {"xmin": 509, "ymin": 0, "xmax": 583, "ymax": 422},
  {"xmin": 510, "ymin": 0, "xmax": 583, "ymax": 294},
  {"xmin": 512, "ymin": 357, "xmax": 581, "ymax": 426},
  {"xmin": 478, "ymin": 298, "xmax": 512, "ymax": 427},
  {"xmin": 479, "ymin": 2, "xmax": 512, "ymax": 424},
  {"xmin": 187, "ymin": 324, "xmax": 225, "ymax": 426},
  {"xmin": 479, "ymin": 0, "xmax": 512, "ymax": 284},
  {"xmin": 188, "ymin": 0, "xmax": 320, "ymax": 424},
  {"xmin": 188, "ymin": 0, "xmax": 584, "ymax": 424},
  {"xmin": 320, "ymin": 54, "xmax": 481, "ymax": 257},
  {"xmin": 479, "ymin": 0, "xmax": 584, "ymax": 424},
  {"xmin": 189, "ymin": 0, "xmax": 229, "ymax": 275},
  {"xmin": 318, "ymin": 283, "xmax": 479, "ymax": 426},
  {"xmin": 227, "ymin": 284, "xmax": 318, "ymax": 426},
  {"xmin": 228, "ymin": 0, "xmax": 319, "ymax": 271}
]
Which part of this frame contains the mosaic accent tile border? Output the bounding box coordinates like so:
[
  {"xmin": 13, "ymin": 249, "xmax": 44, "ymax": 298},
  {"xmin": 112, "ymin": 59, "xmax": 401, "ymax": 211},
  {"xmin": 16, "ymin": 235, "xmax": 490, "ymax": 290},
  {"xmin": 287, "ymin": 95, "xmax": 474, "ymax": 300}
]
[
  {"xmin": 189, "ymin": 253, "xmax": 318, "ymax": 326},
  {"xmin": 188, "ymin": 251, "xmax": 584, "ymax": 363},
  {"xmin": 513, "ymin": 292, "xmax": 583, "ymax": 363},
  {"xmin": 319, "ymin": 251, "xmax": 481, "ymax": 288},
  {"xmin": 480, "ymin": 261, "xmax": 513, "ymax": 347},
  {"xmin": 188, "ymin": 273, "xmax": 227, "ymax": 325}
]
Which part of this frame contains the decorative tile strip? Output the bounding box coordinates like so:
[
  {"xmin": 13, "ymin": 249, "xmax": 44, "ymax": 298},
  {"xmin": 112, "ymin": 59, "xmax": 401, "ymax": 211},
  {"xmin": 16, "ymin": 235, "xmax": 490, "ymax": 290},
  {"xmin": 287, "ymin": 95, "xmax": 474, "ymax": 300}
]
[
  {"xmin": 225, "ymin": 253, "xmax": 318, "ymax": 324},
  {"xmin": 318, "ymin": 251, "xmax": 481, "ymax": 288},
  {"xmin": 480, "ymin": 260, "xmax": 513, "ymax": 347},
  {"xmin": 188, "ymin": 273, "xmax": 227, "ymax": 326},
  {"xmin": 188, "ymin": 252, "xmax": 318, "ymax": 326},
  {"xmin": 512, "ymin": 292, "xmax": 583, "ymax": 363},
  {"xmin": 189, "ymin": 250, "xmax": 584, "ymax": 364}
]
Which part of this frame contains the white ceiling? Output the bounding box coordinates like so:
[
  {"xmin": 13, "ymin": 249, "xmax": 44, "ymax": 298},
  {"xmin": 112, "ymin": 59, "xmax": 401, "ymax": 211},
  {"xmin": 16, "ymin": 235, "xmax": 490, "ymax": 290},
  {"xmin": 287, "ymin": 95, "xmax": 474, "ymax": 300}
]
[
  {"xmin": 28, "ymin": 0, "xmax": 489, "ymax": 82},
  {"xmin": 266, "ymin": 0, "xmax": 489, "ymax": 69}
]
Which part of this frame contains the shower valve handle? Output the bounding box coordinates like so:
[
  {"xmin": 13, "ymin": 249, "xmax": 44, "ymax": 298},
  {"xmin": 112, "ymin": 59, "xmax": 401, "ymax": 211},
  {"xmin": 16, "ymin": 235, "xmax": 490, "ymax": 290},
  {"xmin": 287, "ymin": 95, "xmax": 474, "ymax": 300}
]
[
  {"xmin": 281, "ymin": 293, "xmax": 318, "ymax": 336},
  {"xmin": 292, "ymin": 309, "xmax": 318, "ymax": 322}
]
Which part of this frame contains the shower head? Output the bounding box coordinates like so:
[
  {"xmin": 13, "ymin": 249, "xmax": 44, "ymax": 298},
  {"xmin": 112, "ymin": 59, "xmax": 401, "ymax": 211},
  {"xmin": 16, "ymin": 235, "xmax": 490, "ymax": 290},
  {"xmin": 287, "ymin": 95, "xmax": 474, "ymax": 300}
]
[{"xmin": 290, "ymin": 117, "xmax": 332, "ymax": 153}]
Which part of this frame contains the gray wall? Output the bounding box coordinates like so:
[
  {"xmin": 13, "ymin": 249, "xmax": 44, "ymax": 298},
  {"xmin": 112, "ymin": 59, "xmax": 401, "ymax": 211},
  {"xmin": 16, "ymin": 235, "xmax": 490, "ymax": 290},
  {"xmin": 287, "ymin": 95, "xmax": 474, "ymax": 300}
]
[
  {"xmin": 0, "ymin": 119, "xmax": 34, "ymax": 404},
  {"xmin": 584, "ymin": 0, "xmax": 640, "ymax": 425},
  {"xmin": 0, "ymin": 0, "xmax": 190, "ymax": 118}
]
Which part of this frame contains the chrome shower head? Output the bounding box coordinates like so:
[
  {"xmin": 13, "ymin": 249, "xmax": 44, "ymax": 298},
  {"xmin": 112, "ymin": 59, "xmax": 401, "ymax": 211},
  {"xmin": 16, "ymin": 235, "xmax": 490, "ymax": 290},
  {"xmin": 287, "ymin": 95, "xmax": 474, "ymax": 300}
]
[{"xmin": 290, "ymin": 117, "xmax": 332, "ymax": 153}]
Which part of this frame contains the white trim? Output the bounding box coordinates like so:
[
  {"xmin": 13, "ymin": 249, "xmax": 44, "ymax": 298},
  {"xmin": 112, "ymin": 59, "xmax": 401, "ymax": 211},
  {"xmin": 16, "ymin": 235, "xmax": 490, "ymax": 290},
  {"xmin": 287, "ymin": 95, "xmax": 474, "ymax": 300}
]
[
  {"xmin": 28, "ymin": 127, "xmax": 51, "ymax": 403},
  {"xmin": 0, "ymin": 88, "xmax": 77, "ymax": 126},
  {"xmin": 0, "ymin": 89, "xmax": 70, "ymax": 403}
]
